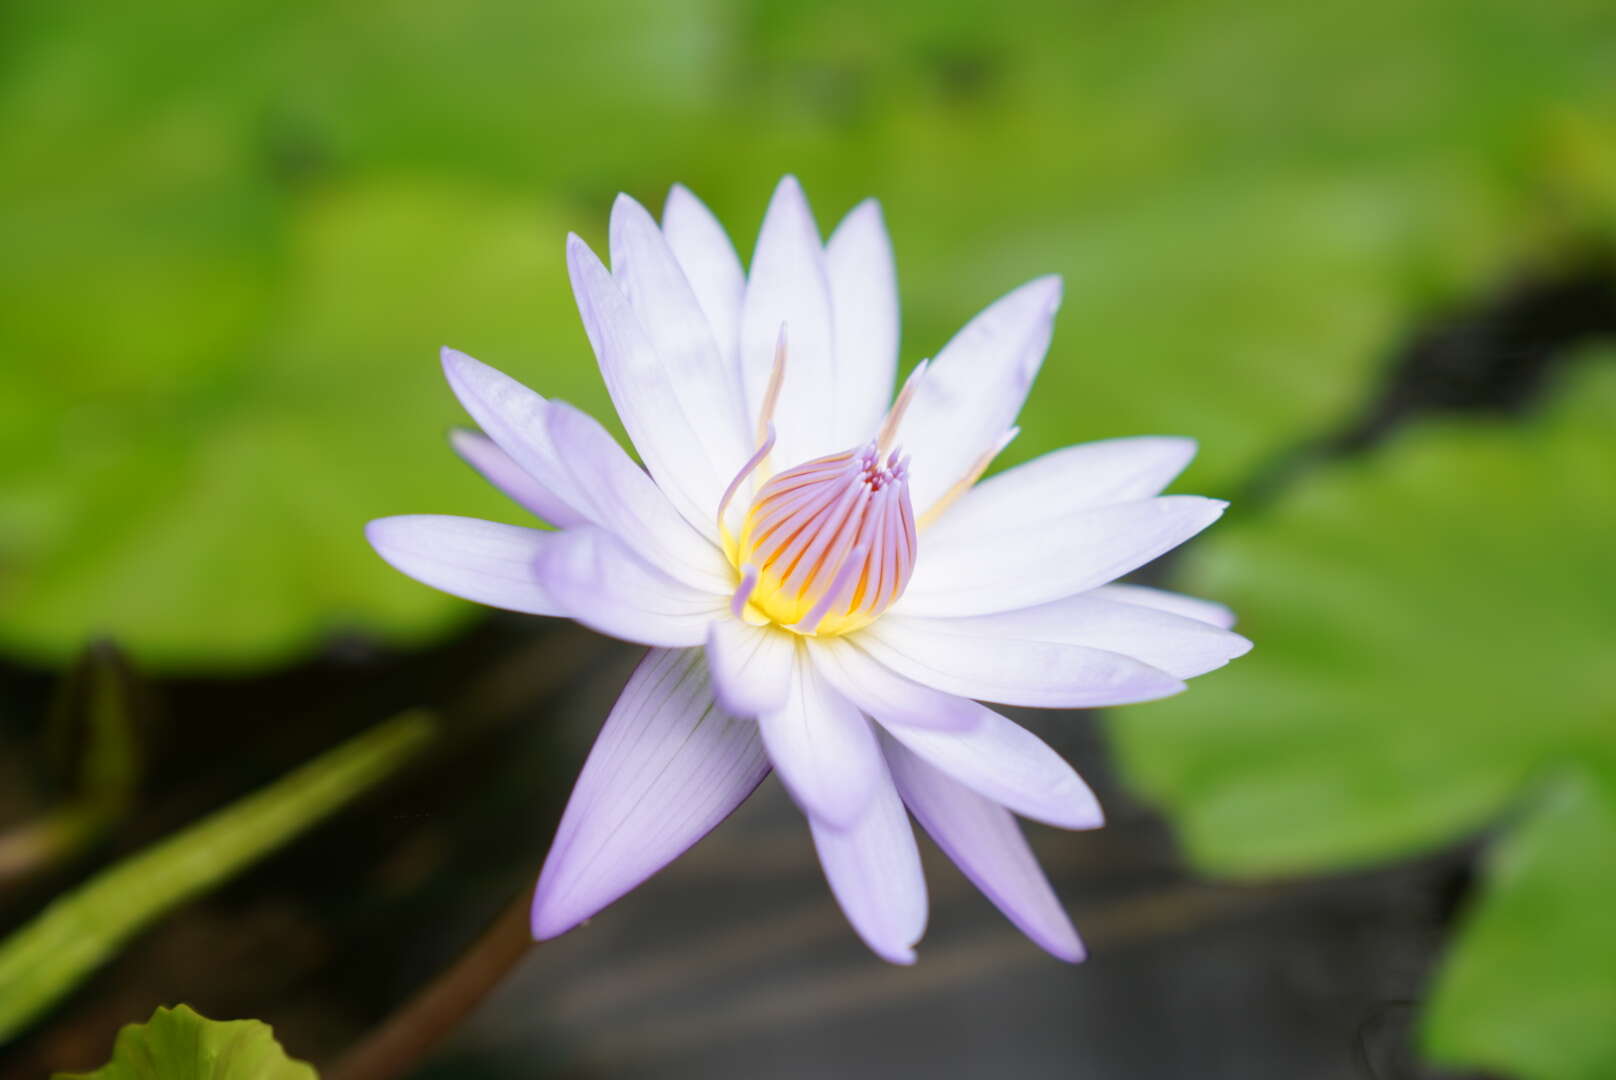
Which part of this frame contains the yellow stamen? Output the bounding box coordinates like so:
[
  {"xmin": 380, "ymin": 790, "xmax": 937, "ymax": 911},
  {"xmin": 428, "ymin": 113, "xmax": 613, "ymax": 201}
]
[
  {"xmin": 916, "ymin": 426, "xmax": 1019, "ymax": 529},
  {"xmin": 876, "ymin": 359, "xmax": 928, "ymax": 454}
]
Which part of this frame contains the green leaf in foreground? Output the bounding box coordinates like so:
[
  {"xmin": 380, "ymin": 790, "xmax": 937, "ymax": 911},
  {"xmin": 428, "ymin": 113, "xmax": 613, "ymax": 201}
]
[
  {"xmin": 1111, "ymin": 358, "xmax": 1616, "ymax": 1079},
  {"xmin": 54, "ymin": 1004, "xmax": 317, "ymax": 1080},
  {"xmin": 0, "ymin": 711, "xmax": 436, "ymax": 1043}
]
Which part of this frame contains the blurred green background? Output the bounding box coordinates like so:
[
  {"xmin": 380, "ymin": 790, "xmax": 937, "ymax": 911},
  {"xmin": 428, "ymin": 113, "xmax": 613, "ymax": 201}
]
[{"xmin": 1, "ymin": 1, "xmax": 1614, "ymax": 1078}]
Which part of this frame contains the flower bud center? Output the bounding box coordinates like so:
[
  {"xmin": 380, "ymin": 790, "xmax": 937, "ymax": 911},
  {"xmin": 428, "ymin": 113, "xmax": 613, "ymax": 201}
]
[{"xmin": 734, "ymin": 441, "xmax": 917, "ymax": 636}]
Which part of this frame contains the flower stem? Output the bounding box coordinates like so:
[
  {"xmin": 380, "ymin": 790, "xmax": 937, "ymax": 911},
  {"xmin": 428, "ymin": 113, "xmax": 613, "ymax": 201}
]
[{"xmin": 329, "ymin": 885, "xmax": 537, "ymax": 1080}]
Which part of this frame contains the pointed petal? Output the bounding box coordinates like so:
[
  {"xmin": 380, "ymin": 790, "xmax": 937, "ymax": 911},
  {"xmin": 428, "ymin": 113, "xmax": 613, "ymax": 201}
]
[
  {"xmin": 757, "ymin": 643, "xmax": 883, "ymax": 828},
  {"xmin": 854, "ymin": 613, "xmax": 1184, "ymax": 708},
  {"xmin": 896, "ymin": 275, "xmax": 1062, "ymax": 512},
  {"xmin": 808, "ymin": 757, "xmax": 927, "ymax": 964},
  {"xmin": 740, "ymin": 176, "xmax": 838, "ymax": 464},
  {"xmin": 440, "ymin": 348, "xmax": 726, "ymax": 590},
  {"xmin": 532, "ymin": 647, "xmax": 768, "ymax": 938},
  {"xmin": 610, "ymin": 193, "xmax": 751, "ymax": 473},
  {"xmin": 450, "ymin": 428, "xmax": 588, "ymax": 529},
  {"xmin": 935, "ymin": 593, "xmax": 1252, "ymax": 679},
  {"xmin": 826, "ymin": 198, "xmax": 899, "ymax": 443},
  {"xmin": 878, "ymin": 703, "xmax": 1103, "ymax": 829},
  {"xmin": 366, "ymin": 515, "xmax": 559, "ymax": 615},
  {"xmin": 705, "ymin": 619, "xmax": 795, "ymax": 717},
  {"xmin": 440, "ymin": 346, "xmax": 586, "ymax": 513},
  {"xmin": 567, "ymin": 234, "xmax": 732, "ymax": 535},
  {"xmin": 1093, "ymin": 583, "xmax": 1238, "ymax": 629},
  {"xmin": 543, "ymin": 401, "xmax": 732, "ymax": 592},
  {"xmin": 899, "ymin": 496, "xmax": 1228, "ymax": 618},
  {"xmin": 535, "ymin": 527, "xmax": 726, "ymax": 647},
  {"xmin": 884, "ymin": 736, "xmax": 1084, "ymax": 962},
  {"xmin": 808, "ymin": 636, "xmax": 978, "ymax": 732},
  {"xmin": 663, "ymin": 183, "xmax": 745, "ymax": 370},
  {"xmin": 924, "ymin": 436, "xmax": 1198, "ymax": 541}
]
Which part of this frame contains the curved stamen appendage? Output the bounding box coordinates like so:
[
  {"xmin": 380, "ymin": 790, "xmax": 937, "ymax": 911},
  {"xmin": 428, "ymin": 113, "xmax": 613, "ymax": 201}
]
[
  {"xmin": 731, "ymin": 563, "xmax": 759, "ymax": 619},
  {"xmin": 718, "ymin": 423, "xmax": 777, "ymax": 540},
  {"xmin": 876, "ymin": 359, "xmax": 928, "ymax": 454},
  {"xmin": 719, "ymin": 326, "xmax": 791, "ymax": 547},
  {"xmin": 916, "ymin": 426, "xmax": 1019, "ymax": 529},
  {"xmin": 756, "ymin": 323, "xmax": 789, "ymax": 447},
  {"xmin": 736, "ymin": 442, "xmax": 917, "ymax": 636}
]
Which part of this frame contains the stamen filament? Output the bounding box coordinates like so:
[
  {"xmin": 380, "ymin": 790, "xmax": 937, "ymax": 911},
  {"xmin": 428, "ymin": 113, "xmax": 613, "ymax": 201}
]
[
  {"xmin": 917, "ymin": 426, "xmax": 1019, "ymax": 529},
  {"xmin": 876, "ymin": 359, "xmax": 928, "ymax": 454},
  {"xmin": 717, "ymin": 423, "xmax": 777, "ymax": 536},
  {"xmin": 731, "ymin": 564, "xmax": 759, "ymax": 618},
  {"xmin": 756, "ymin": 323, "xmax": 789, "ymax": 447}
]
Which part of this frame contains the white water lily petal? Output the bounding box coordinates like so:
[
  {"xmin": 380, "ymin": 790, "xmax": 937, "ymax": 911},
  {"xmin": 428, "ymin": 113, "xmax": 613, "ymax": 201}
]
[
  {"xmin": 740, "ymin": 176, "xmax": 838, "ymax": 465},
  {"xmin": 896, "ymin": 275, "xmax": 1062, "ymax": 512},
  {"xmin": 449, "ymin": 429, "xmax": 588, "ymax": 529},
  {"xmin": 440, "ymin": 347, "xmax": 585, "ymax": 509},
  {"xmin": 441, "ymin": 348, "xmax": 725, "ymax": 590},
  {"xmin": 532, "ymin": 647, "xmax": 768, "ymax": 939},
  {"xmin": 808, "ymin": 636, "xmax": 978, "ymax": 733},
  {"xmin": 826, "ymin": 198, "xmax": 899, "ymax": 444},
  {"xmin": 809, "ymin": 756, "xmax": 927, "ymax": 964},
  {"xmin": 1093, "ymin": 583, "xmax": 1238, "ymax": 629},
  {"xmin": 879, "ymin": 704, "xmax": 1103, "ymax": 829},
  {"xmin": 757, "ymin": 644, "xmax": 884, "ymax": 828},
  {"xmin": 534, "ymin": 527, "xmax": 727, "ymax": 648},
  {"xmin": 856, "ymin": 613, "xmax": 1184, "ymax": 708},
  {"xmin": 883, "ymin": 736, "xmax": 1084, "ymax": 962},
  {"xmin": 899, "ymin": 495, "xmax": 1227, "ymax": 618},
  {"xmin": 543, "ymin": 402, "xmax": 733, "ymax": 593},
  {"xmin": 947, "ymin": 593, "xmax": 1252, "ymax": 678},
  {"xmin": 663, "ymin": 183, "xmax": 745, "ymax": 369},
  {"xmin": 924, "ymin": 436, "xmax": 1198, "ymax": 544},
  {"xmin": 366, "ymin": 515, "xmax": 559, "ymax": 616},
  {"xmin": 568, "ymin": 234, "xmax": 732, "ymax": 536},
  {"xmin": 610, "ymin": 194, "xmax": 751, "ymax": 472},
  {"xmin": 706, "ymin": 619, "xmax": 796, "ymax": 717}
]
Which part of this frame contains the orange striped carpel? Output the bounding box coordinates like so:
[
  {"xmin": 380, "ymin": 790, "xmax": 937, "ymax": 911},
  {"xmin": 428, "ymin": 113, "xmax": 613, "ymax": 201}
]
[{"xmin": 733, "ymin": 443, "xmax": 917, "ymax": 636}]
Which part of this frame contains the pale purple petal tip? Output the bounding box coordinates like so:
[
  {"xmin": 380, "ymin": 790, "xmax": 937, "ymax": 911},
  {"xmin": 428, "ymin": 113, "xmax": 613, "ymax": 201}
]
[
  {"xmin": 884, "ymin": 736, "xmax": 1084, "ymax": 963},
  {"xmin": 856, "ymin": 614, "xmax": 1186, "ymax": 709},
  {"xmin": 808, "ymin": 756, "xmax": 927, "ymax": 964},
  {"xmin": 448, "ymin": 427, "xmax": 587, "ymax": 529},
  {"xmin": 1095, "ymin": 583, "xmax": 1239, "ymax": 630},
  {"xmin": 879, "ymin": 703, "xmax": 1104, "ymax": 830},
  {"xmin": 531, "ymin": 647, "xmax": 768, "ymax": 939},
  {"xmin": 365, "ymin": 515, "xmax": 560, "ymax": 616}
]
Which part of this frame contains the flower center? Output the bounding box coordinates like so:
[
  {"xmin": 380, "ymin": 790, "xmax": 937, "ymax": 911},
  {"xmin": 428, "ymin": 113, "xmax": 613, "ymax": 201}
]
[
  {"xmin": 715, "ymin": 324, "xmax": 926, "ymax": 636},
  {"xmin": 733, "ymin": 442, "xmax": 916, "ymax": 636}
]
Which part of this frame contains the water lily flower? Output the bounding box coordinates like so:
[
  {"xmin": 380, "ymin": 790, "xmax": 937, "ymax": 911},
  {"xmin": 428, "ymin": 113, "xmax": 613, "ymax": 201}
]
[{"xmin": 367, "ymin": 177, "xmax": 1250, "ymax": 963}]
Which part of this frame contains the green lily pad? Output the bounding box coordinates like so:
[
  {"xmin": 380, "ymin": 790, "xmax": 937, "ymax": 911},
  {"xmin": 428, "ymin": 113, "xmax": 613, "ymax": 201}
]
[
  {"xmin": 0, "ymin": 178, "xmax": 573, "ymax": 669},
  {"xmin": 53, "ymin": 1004, "xmax": 317, "ymax": 1080},
  {"xmin": 1425, "ymin": 768, "xmax": 1616, "ymax": 1080},
  {"xmin": 1111, "ymin": 357, "xmax": 1616, "ymax": 1078}
]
